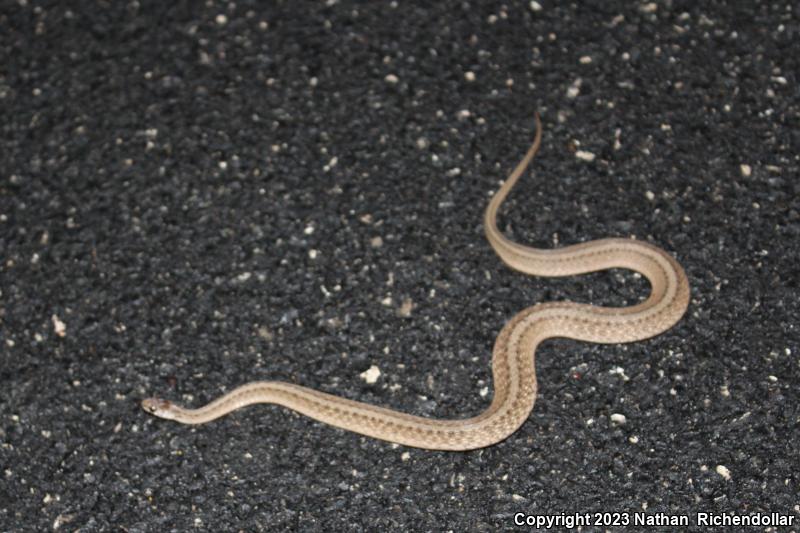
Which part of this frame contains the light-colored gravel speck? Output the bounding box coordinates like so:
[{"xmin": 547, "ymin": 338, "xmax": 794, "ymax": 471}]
[
  {"xmin": 740, "ymin": 164, "xmax": 752, "ymax": 177},
  {"xmin": 52, "ymin": 314, "xmax": 66, "ymax": 337},
  {"xmin": 611, "ymin": 413, "xmax": 627, "ymax": 425},
  {"xmin": 360, "ymin": 365, "xmax": 381, "ymax": 384}
]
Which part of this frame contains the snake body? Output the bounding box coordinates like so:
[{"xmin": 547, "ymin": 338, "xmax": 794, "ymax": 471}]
[{"xmin": 142, "ymin": 116, "xmax": 690, "ymax": 450}]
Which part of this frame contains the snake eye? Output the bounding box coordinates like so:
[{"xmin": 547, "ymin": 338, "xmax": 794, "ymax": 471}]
[{"xmin": 142, "ymin": 398, "xmax": 170, "ymax": 413}]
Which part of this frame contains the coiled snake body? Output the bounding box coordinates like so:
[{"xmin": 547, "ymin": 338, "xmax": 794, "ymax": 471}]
[{"xmin": 143, "ymin": 116, "xmax": 690, "ymax": 450}]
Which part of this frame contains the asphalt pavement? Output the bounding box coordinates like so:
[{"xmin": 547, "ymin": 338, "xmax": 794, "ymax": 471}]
[{"xmin": 1, "ymin": 1, "xmax": 798, "ymax": 531}]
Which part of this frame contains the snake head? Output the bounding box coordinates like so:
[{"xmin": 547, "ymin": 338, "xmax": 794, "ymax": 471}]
[{"xmin": 141, "ymin": 397, "xmax": 176, "ymax": 419}]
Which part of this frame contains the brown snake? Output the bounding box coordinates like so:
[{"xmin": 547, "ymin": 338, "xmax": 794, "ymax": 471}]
[{"xmin": 142, "ymin": 115, "xmax": 690, "ymax": 450}]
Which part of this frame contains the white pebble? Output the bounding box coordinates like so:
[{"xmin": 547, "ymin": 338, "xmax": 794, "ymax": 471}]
[
  {"xmin": 609, "ymin": 366, "xmax": 630, "ymax": 381},
  {"xmin": 610, "ymin": 413, "xmax": 627, "ymax": 425},
  {"xmin": 715, "ymin": 465, "xmax": 731, "ymax": 480},
  {"xmin": 385, "ymin": 74, "xmax": 399, "ymax": 84},
  {"xmin": 529, "ymin": 1, "xmax": 543, "ymax": 12},
  {"xmin": 639, "ymin": 2, "xmax": 658, "ymax": 13},
  {"xmin": 575, "ymin": 150, "xmax": 596, "ymax": 162},
  {"xmin": 52, "ymin": 314, "xmax": 66, "ymax": 337},
  {"xmin": 566, "ymin": 85, "xmax": 580, "ymax": 99},
  {"xmin": 464, "ymin": 71, "xmax": 476, "ymax": 82},
  {"xmin": 739, "ymin": 164, "xmax": 752, "ymax": 177},
  {"xmin": 360, "ymin": 365, "xmax": 381, "ymax": 384},
  {"xmin": 398, "ymin": 297, "xmax": 413, "ymax": 317},
  {"xmin": 566, "ymin": 78, "xmax": 582, "ymax": 99},
  {"xmin": 323, "ymin": 156, "xmax": 338, "ymax": 172}
]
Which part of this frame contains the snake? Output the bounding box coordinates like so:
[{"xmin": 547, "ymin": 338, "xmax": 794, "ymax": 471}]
[{"xmin": 142, "ymin": 114, "xmax": 690, "ymax": 450}]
